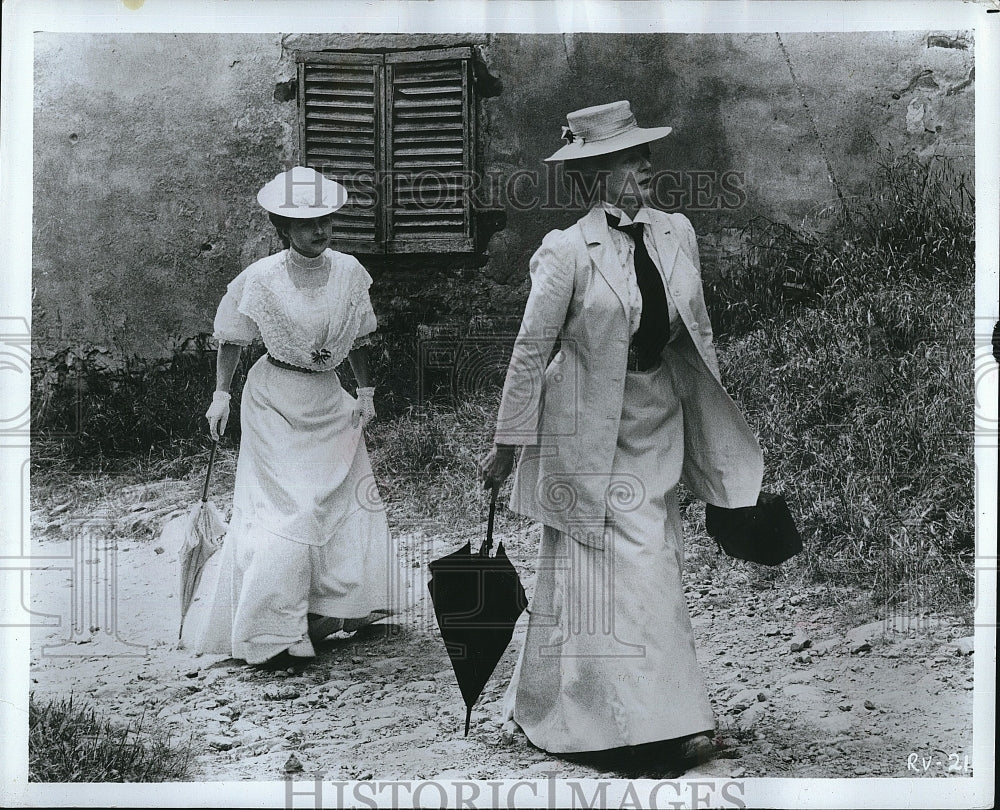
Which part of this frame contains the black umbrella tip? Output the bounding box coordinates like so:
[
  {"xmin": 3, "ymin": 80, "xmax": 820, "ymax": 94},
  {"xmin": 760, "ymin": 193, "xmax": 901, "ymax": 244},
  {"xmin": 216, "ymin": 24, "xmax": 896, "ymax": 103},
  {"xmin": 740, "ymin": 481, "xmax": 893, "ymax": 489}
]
[{"xmin": 465, "ymin": 707, "xmax": 472, "ymax": 737}]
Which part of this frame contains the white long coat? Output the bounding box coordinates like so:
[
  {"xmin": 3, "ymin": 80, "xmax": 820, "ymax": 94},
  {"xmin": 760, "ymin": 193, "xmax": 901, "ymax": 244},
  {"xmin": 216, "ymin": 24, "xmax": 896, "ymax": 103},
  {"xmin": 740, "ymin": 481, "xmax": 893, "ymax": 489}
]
[{"xmin": 494, "ymin": 206, "xmax": 764, "ymax": 548}]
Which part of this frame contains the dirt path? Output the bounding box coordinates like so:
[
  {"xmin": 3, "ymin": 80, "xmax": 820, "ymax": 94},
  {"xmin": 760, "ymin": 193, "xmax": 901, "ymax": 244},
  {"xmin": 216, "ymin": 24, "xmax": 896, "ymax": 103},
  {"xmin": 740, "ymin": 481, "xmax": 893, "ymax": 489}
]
[{"xmin": 28, "ymin": 477, "xmax": 976, "ymax": 782}]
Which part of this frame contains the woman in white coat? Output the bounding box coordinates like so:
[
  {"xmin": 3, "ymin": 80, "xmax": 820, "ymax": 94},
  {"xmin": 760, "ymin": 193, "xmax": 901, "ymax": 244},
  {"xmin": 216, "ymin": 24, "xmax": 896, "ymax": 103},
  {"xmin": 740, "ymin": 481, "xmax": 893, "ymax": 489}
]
[
  {"xmin": 479, "ymin": 101, "xmax": 764, "ymax": 767},
  {"xmin": 198, "ymin": 167, "xmax": 400, "ymax": 670}
]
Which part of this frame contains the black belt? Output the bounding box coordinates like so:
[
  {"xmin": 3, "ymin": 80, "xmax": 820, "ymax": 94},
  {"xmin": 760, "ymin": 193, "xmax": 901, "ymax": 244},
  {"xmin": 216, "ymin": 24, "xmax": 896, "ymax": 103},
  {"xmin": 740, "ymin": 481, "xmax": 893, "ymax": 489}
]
[
  {"xmin": 626, "ymin": 344, "xmax": 660, "ymax": 373},
  {"xmin": 267, "ymin": 354, "xmax": 323, "ymax": 373}
]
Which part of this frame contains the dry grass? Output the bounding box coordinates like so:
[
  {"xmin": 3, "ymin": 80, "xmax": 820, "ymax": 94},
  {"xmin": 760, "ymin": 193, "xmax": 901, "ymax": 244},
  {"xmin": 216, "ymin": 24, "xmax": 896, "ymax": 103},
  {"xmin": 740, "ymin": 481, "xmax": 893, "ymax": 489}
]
[{"xmin": 28, "ymin": 695, "xmax": 192, "ymax": 782}]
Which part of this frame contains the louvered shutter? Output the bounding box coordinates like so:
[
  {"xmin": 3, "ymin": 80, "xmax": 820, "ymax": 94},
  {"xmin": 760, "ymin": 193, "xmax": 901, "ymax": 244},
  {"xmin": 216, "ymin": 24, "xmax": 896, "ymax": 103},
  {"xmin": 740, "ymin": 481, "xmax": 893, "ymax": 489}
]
[
  {"xmin": 385, "ymin": 49, "xmax": 474, "ymax": 253},
  {"xmin": 298, "ymin": 52, "xmax": 383, "ymax": 253},
  {"xmin": 297, "ymin": 47, "xmax": 476, "ymax": 255}
]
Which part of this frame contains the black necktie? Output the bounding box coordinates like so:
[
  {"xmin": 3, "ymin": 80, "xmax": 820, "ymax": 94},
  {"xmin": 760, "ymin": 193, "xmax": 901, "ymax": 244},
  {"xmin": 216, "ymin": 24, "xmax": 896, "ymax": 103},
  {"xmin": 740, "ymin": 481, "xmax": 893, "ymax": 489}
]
[{"xmin": 607, "ymin": 214, "xmax": 672, "ymax": 368}]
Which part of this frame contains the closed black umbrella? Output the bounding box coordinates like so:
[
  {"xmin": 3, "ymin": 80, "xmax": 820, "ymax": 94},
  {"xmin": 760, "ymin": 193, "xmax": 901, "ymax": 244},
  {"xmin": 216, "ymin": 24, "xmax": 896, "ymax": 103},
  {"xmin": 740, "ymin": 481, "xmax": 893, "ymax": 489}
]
[{"xmin": 427, "ymin": 488, "xmax": 528, "ymax": 736}]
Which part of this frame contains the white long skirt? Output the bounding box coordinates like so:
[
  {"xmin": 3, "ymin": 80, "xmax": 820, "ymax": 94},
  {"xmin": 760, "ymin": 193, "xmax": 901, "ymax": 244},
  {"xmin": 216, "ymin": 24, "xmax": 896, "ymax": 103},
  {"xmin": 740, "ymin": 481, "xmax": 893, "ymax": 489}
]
[
  {"xmin": 193, "ymin": 356, "xmax": 400, "ymax": 665},
  {"xmin": 502, "ymin": 358, "xmax": 715, "ymax": 753}
]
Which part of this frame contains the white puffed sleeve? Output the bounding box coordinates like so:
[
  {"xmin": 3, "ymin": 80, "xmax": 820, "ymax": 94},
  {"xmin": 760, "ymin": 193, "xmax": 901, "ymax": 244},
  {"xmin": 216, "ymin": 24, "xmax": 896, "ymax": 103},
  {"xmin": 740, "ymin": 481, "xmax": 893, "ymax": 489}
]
[
  {"xmin": 213, "ymin": 267, "xmax": 260, "ymax": 346},
  {"xmin": 350, "ymin": 261, "xmax": 378, "ymax": 350}
]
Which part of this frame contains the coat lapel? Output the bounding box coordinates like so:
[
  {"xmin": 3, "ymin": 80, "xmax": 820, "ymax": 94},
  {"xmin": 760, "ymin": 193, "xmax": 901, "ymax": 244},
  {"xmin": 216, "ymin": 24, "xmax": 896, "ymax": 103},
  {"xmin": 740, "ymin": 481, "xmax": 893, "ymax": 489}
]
[
  {"xmin": 650, "ymin": 215, "xmax": 680, "ymax": 288},
  {"xmin": 580, "ymin": 208, "xmax": 629, "ymax": 317},
  {"xmin": 649, "ymin": 212, "xmax": 693, "ymax": 322}
]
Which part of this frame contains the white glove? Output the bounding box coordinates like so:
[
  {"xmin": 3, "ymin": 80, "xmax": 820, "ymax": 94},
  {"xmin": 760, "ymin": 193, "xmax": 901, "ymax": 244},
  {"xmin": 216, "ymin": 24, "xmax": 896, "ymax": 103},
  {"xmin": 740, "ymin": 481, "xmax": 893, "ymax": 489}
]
[
  {"xmin": 206, "ymin": 390, "xmax": 231, "ymax": 440},
  {"xmin": 355, "ymin": 387, "xmax": 376, "ymax": 429}
]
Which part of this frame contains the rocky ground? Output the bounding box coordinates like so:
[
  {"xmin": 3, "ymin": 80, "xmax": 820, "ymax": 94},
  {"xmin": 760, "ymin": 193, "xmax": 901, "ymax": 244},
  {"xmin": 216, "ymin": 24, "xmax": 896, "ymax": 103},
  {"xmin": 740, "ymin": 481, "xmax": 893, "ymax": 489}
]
[{"xmin": 27, "ymin": 471, "xmax": 977, "ymax": 783}]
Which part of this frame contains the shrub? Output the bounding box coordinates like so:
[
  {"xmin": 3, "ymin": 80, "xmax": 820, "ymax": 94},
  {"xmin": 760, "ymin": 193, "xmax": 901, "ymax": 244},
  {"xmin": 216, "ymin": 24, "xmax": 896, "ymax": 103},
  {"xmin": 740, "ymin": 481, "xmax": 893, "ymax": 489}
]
[
  {"xmin": 366, "ymin": 392, "xmax": 505, "ymax": 527},
  {"xmin": 31, "ymin": 334, "xmax": 230, "ymax": 470},
  {"xmin": 713, "ymin": 147, "xmax": 974, "ymax": 607}
]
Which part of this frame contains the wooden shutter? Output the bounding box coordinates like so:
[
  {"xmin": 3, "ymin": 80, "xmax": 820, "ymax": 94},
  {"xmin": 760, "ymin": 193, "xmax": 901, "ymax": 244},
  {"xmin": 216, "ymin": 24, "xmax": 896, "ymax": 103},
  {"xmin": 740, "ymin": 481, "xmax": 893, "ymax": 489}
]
[
  {"xmin": 297, "ymin": 47, "xmax": 476, "ymax": 255},
  {"xmin": 386, "ymin": 48, "xmax": 474, "ymax": 253},
  {"xmin": 298, "ymin": 52, "xmax": 383, "ymax": 253}
]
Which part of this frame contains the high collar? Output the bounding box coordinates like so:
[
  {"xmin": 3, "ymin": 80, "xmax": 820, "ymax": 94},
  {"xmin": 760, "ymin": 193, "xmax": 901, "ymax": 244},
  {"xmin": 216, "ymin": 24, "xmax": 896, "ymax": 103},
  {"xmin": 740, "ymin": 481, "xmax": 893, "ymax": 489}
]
[
  {"xmin": 287, "ymin": 246, "xmax": 327, "ymax": 272},
  {"xmin": 600, "ymin": 202, "xmax": 653, "ymax": 228}
]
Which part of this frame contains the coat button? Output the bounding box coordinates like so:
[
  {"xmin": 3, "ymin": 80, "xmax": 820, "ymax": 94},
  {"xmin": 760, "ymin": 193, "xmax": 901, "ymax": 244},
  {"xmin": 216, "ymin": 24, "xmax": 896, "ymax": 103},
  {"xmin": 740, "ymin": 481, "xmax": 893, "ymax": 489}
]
[{"xmin": 690, "ymin": 321, "xmax": 699, "ymax": 330}]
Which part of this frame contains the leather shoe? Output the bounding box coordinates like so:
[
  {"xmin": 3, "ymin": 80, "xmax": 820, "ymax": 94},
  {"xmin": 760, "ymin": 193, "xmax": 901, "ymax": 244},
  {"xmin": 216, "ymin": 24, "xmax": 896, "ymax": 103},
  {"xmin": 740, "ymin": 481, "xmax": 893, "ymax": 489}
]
[{"xmin": 678, "ymin": 733, "xmax": 715, "ymax": 769}]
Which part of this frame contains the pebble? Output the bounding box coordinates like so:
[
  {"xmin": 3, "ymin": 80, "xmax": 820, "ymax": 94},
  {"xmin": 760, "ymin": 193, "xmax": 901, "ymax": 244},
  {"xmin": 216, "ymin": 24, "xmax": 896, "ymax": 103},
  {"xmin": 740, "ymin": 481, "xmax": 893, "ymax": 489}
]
[
  {"xmin": 263, "ymin": 686, "xmax": 300, "ymax": 701},
  {"xmin": 729, "ymin": 688, "xmax": 762, "ymax": 713},
  {"xmin": 954, "ymin": 636, "xmax": 974, "ymax": 656},
  {"xmin": 154, "ymin": 546, "xmax": 165, "ymax": 554},
  {"xmin": 864, "ymin": 700, "xmax": 876, "ymax": 710},
  {"xmin": 851, "ymin": 642, "xmax": 872, "ymax": 654},
  {"xmin": 790, "ymin": 635, "xmax": 812, "ymax": 653},
  {"xmin": 336, "ymin": 684, "xmax": 367, "ymax": 704},
  {"xmin": 838, "ymin": 703, "xmax": 853, "ymax": 712},
  {"xmin": 283, "ymin": 754, "xmax": 304, "ymax": 774},
  {"xmin": 737, "ymin": 703, "xmax": 767, "ymax": 731},
  {"xmin": 206, "ymin": 734, "xmax": 239, "ymax": 751}
]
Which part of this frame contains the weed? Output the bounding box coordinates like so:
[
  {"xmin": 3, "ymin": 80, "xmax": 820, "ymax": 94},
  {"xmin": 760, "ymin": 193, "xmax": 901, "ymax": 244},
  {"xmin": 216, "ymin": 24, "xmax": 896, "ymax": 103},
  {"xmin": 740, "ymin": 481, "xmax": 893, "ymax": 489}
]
[{"xmin": 28, "ymin": 694, "xmax": 192, "ymax": 782}]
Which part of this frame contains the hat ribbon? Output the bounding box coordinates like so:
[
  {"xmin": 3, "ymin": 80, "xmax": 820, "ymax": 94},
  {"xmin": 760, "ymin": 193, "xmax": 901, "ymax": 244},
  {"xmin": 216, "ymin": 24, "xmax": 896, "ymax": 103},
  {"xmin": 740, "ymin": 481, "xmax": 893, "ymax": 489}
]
[{"xmin": 561, "ymin": 126, "xmax": 580, "ymax": 145}]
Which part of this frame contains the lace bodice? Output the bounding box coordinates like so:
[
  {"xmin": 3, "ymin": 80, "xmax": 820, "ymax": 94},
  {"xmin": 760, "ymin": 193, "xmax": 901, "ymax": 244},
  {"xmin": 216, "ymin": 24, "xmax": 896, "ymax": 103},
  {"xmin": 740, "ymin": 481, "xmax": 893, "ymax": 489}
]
[{"xmin": 213, "ymin": 248, "xmax": 377, "ymax": 371}]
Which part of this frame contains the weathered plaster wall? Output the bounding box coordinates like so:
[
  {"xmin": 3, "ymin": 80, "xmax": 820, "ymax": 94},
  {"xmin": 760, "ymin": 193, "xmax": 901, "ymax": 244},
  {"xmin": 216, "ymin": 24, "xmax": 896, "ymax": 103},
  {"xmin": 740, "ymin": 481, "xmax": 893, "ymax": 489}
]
[
  {"xmin": 479, "ymin": 32, "xmax": 974, "ymax": 292},
  {"xmin": 32, "ymin": 31, "xmax": 974, "ymax": 360},
  {"xmin": 33, "ymin": 33, "xmax": 291, "ymax": 357}
]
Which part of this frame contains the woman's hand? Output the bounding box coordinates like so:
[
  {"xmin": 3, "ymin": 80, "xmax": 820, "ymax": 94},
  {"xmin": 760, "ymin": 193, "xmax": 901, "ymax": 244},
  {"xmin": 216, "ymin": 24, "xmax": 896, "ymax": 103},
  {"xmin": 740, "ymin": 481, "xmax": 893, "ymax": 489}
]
[
  {"xmin": 353, "ymin": 387, "xmax": 376, "ymax": 429},
  {"xmin": 206, "ymin": 390, "xmax": 231, "ymax": 441},
  {"xmin": 478, "ymin": 444, "xmax": 516, "ymax": 491}
]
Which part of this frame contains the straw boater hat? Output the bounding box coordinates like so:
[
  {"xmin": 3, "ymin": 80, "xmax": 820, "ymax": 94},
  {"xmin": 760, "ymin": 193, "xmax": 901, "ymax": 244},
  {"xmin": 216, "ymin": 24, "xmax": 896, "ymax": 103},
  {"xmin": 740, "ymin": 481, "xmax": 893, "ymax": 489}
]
[
  {"xmin": 256, "ymin": 166, "xmax": 348, "ymax": 217},
  {"xmin": 544, "ymin": 100, "xmax": 673, "ymax": 163}
]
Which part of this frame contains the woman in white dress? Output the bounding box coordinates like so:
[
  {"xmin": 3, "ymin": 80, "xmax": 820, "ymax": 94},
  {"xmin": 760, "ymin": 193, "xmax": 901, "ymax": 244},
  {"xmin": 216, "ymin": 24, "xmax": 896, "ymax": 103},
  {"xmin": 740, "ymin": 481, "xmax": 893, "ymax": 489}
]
[
  {"xmin": 197, "ymin": 167, "xmax": 400, "ymax": 669},
  {"xmin": 479, "ymin": 102, "xmax": 764, "ymax": 768}
]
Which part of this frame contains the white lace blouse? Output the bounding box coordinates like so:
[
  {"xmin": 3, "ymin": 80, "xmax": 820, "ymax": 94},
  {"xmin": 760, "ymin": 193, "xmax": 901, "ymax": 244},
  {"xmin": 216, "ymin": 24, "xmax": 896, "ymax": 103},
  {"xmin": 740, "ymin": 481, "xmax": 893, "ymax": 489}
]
[{"xmin": 213, "ymin": 247, "xmax": 377, "ymax": 371}]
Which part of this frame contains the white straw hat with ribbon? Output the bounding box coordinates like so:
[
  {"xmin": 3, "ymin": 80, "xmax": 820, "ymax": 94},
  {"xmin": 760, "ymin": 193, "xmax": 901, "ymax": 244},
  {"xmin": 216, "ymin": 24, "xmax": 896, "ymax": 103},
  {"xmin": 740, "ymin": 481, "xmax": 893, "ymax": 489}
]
[
  {"xmin": 256, "ymin": 166, "xmax": 348, "ymax": 218},
  {"xmin": 544, "ymin": 100, "xmax": 673, "ymax": 163}
]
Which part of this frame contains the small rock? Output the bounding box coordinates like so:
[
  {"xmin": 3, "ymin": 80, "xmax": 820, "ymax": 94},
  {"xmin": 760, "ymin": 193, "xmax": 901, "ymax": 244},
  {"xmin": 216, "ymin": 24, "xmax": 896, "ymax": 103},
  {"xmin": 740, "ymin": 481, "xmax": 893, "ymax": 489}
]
[
  {"xmin": 845, "ymin": 621, "xmax": 883, "ymax": 647},
  {"xmin": 863, "ymin": 700, "xmax": 876, "ymax": 710},
  {"xmin": 264, "ymin": 686, "xmax": 300, "ymax": 701},
  {"xmin": 154, "ymin": 546, "xmax": 165, "ymax": 554},
  {"xmin": 788, "ymin": 594, "xmax": 805, "ymax": 606},
  {"xmin": 838, "ymin": 703, "xmax": 852, "ymax": 712},
  {"xmin": 184, "ymin": 670, "xmax": 199, "ymax": 678},
  {"xmin": 757, "ymin": 690, "xmax": 770, "ymax": 702},
  {"xmin": 810, "ymin": 639, "xmax": 837, "ymax": 656},
  {"xmin": 737, "ymin": 703, "xmax": 767, "ymax": 732},
  {"xmin": 206, "ymin": 735, "xmax": 239, "ymax": 751},
  {"xmin": 954, "ymin": 636, "xmax": 974, "ymax": 656},
  {"xmin": 850, "ymin": 642, "xmax": 872, "ymax": 655},
  {"xmin": 729, "ymin": 688, "xmax": 761, "ymax": 713},
  {"xmin": 369, "ymin": 657, "xmax": 407, "ymax": 676},
  {"xmin": 789, "ymin": 635, "xmax": 812, "ymax": 653},
  {"xmin": 283, "ymin": 754, "xmax": 304, "ymax": 774}
]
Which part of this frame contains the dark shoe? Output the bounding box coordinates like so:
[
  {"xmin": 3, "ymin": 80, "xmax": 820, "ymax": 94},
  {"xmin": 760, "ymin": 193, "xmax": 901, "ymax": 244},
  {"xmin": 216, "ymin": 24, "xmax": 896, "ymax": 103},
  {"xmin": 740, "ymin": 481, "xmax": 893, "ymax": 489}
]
[
  {"xmin": 677, "ymin": 733, "xmax": 715, "ymax": 770},
  {"xmin": 307, "ymin": 614, "xmax": 344, "ymax": 644},
  {"xmin": 256, "ymin": 649, "xmax": 312, "ymax": 674}
]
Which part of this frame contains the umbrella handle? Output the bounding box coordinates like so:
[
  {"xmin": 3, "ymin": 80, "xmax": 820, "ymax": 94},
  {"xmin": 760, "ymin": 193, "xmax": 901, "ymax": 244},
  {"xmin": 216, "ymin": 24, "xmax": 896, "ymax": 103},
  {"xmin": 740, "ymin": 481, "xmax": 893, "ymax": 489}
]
[
  {"xmin": 479, "ymin": 485, "xmax": 498, "ymax": 557},
  {"xmin": 201, "ymin": 440, "xmax": 218, "ymax": 503}
]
